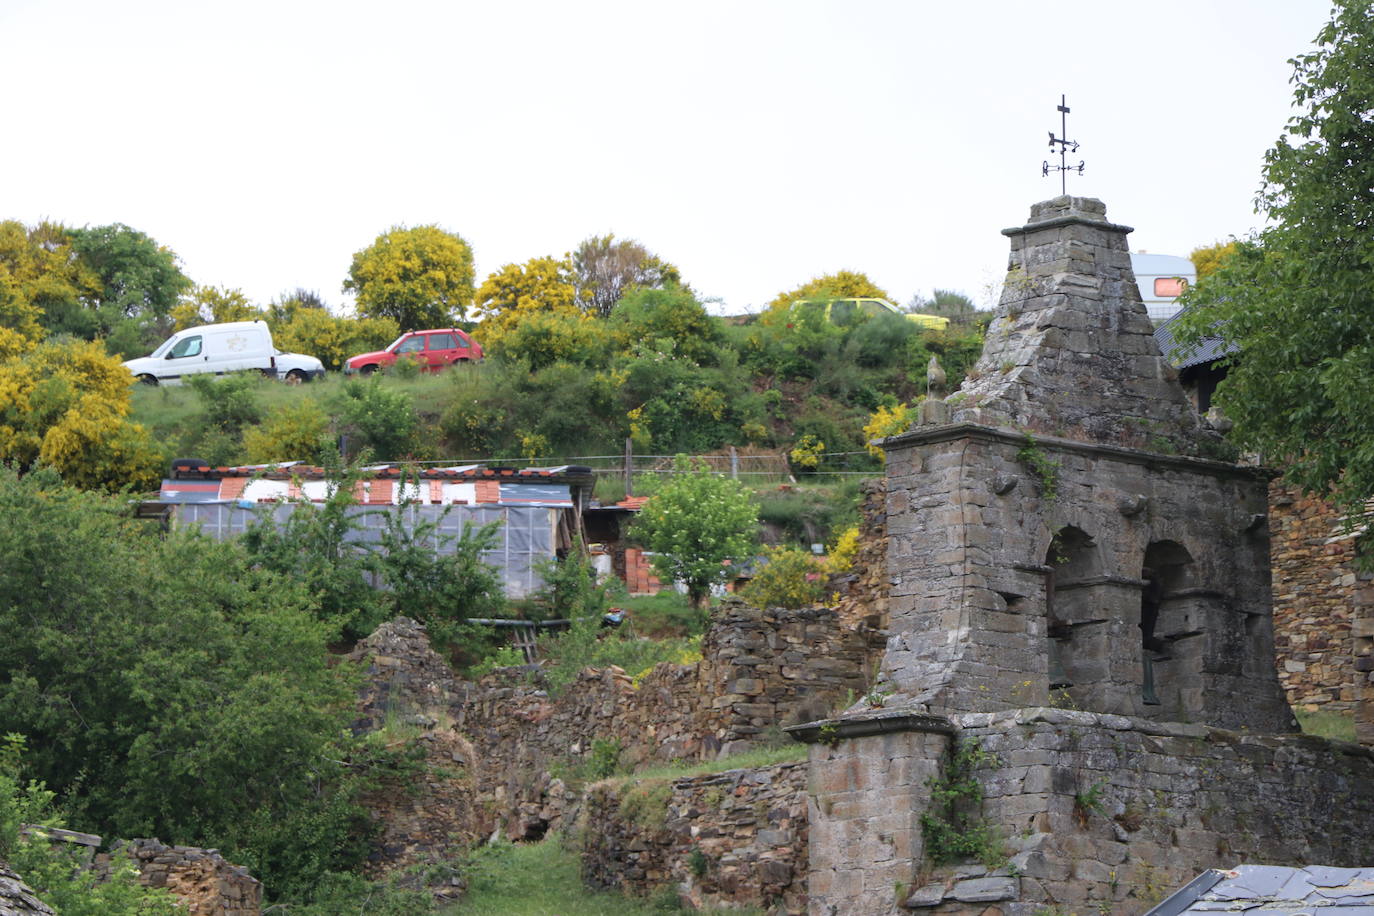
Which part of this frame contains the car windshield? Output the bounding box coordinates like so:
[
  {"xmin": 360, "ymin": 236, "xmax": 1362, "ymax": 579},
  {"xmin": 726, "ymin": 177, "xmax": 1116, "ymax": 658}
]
[{"xmin": 386, "ymin": 334, "xmax": 408, "ymax": 351}]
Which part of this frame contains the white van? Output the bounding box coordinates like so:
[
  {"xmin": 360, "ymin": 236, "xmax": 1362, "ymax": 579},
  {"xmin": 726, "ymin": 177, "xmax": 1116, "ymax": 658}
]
[
  {"xmin": 123, "ymin": 320, "xmax": 326, "ymax": 385},
  {"xmin": 1130, "ymin": 253, "xmax": 1196, "ymax": 325}
]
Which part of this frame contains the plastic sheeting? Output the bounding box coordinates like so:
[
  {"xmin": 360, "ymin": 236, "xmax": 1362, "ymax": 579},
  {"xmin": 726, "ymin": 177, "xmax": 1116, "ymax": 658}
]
[{"xmin": 174, "ymin": 502, "xmax": 559, "ymax": 598}]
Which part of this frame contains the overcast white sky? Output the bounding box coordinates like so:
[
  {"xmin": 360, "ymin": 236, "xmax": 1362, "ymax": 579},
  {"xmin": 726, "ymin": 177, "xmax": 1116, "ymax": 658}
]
[{"xmin": 1, "ymin": 0, "xmax": 1333, "ymax": 316}]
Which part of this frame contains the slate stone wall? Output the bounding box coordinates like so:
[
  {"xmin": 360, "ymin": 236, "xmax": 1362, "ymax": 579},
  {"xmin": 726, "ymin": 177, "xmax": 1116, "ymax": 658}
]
[
  {"xmin": 0, "ymin": 860, "xmax": 55, "ymax": 916},
  {"xmin": 348, "ymin": 619, "xmax": 489, "ymax": 896},
  {"xmin": 1269, "ymin": 483, "xmax": 1374, "ymax": 736},
  {"xmin": 102, "ymin": 839, "xmax": 261, "ymax": 916},
  {"xmin": 580, "ymin": 761, "xmax": 809, "ymax": 915},
  {"xmin": 880, "ymin": 425, "xmax": 1294, "ymax": 733},
  {"xmin": 916, "ymin": 709, "xmax": 1374, "ymax": 915},
  {"xmin": 463, "ymin": 603, "xmax": 878, "ymax": 836}
]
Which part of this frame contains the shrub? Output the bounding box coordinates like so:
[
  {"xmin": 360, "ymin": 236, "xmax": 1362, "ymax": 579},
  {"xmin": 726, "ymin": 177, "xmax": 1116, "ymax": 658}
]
[
  {"xmin": 739, "ymin": 545, "xmax": 825, "ymax": 609},
  {"xmin": 242, "ymin": 398, "xmax": 333, "ymax": 464},
  {"xmin": 338, "ymin": 375, "xmax": 420, "ymax": 460}
]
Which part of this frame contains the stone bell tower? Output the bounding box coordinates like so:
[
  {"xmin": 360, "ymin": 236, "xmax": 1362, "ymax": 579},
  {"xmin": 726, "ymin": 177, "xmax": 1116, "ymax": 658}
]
[{"xmin": 879, "ymin": 195, "xmax": 1293, "ymax": 729}]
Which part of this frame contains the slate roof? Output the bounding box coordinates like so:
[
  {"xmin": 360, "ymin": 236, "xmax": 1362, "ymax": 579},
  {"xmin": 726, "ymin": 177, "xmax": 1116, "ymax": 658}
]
[
  {"xmin": 1153, "ymin": 308, "xmax": 1238, "ymax": 370},
  {"xmin": 1147, "ymin": 865, "xmax": 1374, "ymax": 916}
]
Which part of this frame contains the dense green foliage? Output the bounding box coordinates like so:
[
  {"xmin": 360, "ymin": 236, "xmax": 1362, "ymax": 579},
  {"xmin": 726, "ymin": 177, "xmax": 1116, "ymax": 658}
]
[
  {"xmin": 241, "ymin": 460, "xmax": 506, "ymax": 641},
  {"xmin": 632, "ymin": 457, "xmax": 759, "ymax": 608},
  {"xmin": 0, "ymin": 468, "xmax": 409, "ymax": 902},
  {"xmin": 1174, "ymin": 0, "xmax": 1374, "ymax": 551},
  {"xmin": 0, "ymin": 736, "xmax": 179, "ymax": 915},
  {"xmin": 738, "ymin": 545, "xmax": 826, "ymax": 610}
]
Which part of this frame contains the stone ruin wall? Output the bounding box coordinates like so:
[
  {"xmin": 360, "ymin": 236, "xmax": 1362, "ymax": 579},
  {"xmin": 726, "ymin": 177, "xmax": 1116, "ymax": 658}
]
[
  {"xmin": 0, "ymin": 860, "xmax": 54, "ymax": 916},
  {"xmin": 831, "ymin": 478, "xmax": 890, "ymax": 632},
  {"xmin": 925, "ymin": 709, "xmax": 1374, "ymax": 914},
  {"xmin": 1269, "ymin": 482, "xmax": 1374, "ymax": 737},
  {"xmin": 462, "ymin": 601, "xmax": 880, "ymax": 837},
  {"xmin": 580, "ymin": 761, "xmax": 809, "ymax": 915},
  {"xmin": 348, "ymin": 619, "xmax": 491, "ymax": 898},
  {"xmin": 100, "ymin": 839, "xmax": 261, "ymax": 916}
]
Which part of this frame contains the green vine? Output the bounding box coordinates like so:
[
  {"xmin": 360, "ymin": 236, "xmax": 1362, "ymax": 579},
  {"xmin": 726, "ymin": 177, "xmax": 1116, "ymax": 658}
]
[
  {"xmin": 1016, "ymin": 433, "xmax": 1060, "ymax": 503},
  {"xmin": 920, "ymin": 739, "xmax": 1002, "ymax": 865}
]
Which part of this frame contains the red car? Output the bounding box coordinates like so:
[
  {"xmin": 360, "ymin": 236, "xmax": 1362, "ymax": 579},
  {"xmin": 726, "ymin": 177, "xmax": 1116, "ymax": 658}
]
[{"xmin": 344, "ymin": 329, "xmax": 484, "ymax": 375}]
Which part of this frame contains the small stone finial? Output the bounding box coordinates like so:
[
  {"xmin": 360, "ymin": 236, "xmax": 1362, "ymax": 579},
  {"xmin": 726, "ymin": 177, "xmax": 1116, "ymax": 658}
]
[{"xmin": 926, "ymin": 356, "xmax": 947, "ymax": 397}]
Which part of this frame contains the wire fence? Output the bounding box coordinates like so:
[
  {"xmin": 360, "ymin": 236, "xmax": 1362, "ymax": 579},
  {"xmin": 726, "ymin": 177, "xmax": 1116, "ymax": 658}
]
[{"xmin": 393, "ymin": 444, "xmax": 882, "ymax": 488}]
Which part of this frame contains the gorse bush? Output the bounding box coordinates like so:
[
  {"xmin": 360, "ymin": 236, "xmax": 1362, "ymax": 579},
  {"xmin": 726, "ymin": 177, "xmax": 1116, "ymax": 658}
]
[{"xmin": 739, "ymin": 545, "xmax": 826, "ymax": 609}]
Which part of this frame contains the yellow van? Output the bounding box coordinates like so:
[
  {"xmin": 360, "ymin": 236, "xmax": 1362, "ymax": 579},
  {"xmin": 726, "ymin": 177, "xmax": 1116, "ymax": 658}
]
[{"xmin": 789, "ymin": 297, "xmax": 949, "ymax": 331}]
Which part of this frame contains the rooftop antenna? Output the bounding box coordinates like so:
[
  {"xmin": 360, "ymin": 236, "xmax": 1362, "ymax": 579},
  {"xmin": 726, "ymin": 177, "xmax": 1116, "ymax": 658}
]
[{"xmin": 1043, "ymin": 94, "xmax": 1084, "ymax": 195}]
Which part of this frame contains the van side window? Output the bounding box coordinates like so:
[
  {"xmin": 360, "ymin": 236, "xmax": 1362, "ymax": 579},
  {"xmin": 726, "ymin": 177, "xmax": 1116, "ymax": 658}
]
[{"xmin": 169, "ymin": 336, "xmax": 202, "ymax": 359}]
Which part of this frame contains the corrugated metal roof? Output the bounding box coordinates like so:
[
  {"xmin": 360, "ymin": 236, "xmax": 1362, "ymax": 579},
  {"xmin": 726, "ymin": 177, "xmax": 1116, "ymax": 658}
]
[
  {"xmin": 1153, "ymin": 308, "xmax": 1239, "ymax": 370},
  {"xmin": 1148, "ymin": 866, "xmax": 1374, "ymax": 916}
]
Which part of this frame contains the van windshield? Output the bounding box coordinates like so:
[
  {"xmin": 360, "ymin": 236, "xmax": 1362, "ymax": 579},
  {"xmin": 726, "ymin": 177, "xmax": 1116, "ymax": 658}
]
[{"xmin": 150, "ymin": 336, "xmax": 177, "ymax": 358}]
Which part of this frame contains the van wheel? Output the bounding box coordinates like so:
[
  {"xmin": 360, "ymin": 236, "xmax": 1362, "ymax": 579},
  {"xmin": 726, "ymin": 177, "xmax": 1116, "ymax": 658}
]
[
  {"xmin": 137, "ymin": 374, "xmax": 158, "ymax": 386},
  {"xmin": 284, "ymin": 369, "xmax": 307, "ymax": 385}
]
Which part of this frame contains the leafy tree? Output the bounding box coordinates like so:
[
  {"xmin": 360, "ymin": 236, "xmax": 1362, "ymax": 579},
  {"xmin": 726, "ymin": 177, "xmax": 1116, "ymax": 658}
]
[
  {"xmin": 272, "ymin": 306, "xmax": 399, "ymax": 371},
  {"xmin": 241, "ymin": 459, "xmax": 386, "ymax": 639},
  {"xmin": 608, "ymin": 286, "xmax": 724, "ymax": 365},
  {"xmin": 68, "ymin": 223, "xmax": 192, "ymax": 326},
  {"xmin": 0, "ymin": 734, "xmax": 180, "ymax": 916},
  {"xmin": 170, "ymin": 284, "xmax": 262, "ymax": 330},
  {"xmin": 344, "ymin": 225, "xmax": 475, "ymax": 327},
  {"xmin": 472, "ymin": 254, "xmax": 588, "ymax": 361},
  {"xmin": 0, "ymin": 220, "xmax": 99, "ymax": 342},
  {"xmin": 0, "ymin": 469, "xmax": 391, "ymax": 901},
  {"xmin": 375, "ymin": 502, "xmax": 504, "ymax": 643},
  {"xmin": 764, "ymin": 269, "xmax": 891, "ymax": 313},
  {"xmin": 631, "ymin": 457, "xmax": 758, "ymax": 609},
  {"xmin": 1188, "ymin": 241, "xmax": 1239, "ymax": 280},
  {"xmin": 908, "ymin": 288, "xmax": 979, "ymax": 319},
  {"xmin": 572, "ymin": 234, "xmax": 681, "ymax": 318},
  {"xmin": 1174, "ymin": 0, "xmax": 1374, "ymax": 544},
  {"xmin": 0, "ymin": 337, "xmax": 162, "ymax": 491}
]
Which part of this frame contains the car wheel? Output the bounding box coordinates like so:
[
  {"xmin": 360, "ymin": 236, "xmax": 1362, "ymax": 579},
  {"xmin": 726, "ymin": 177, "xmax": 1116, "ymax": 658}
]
[
  {"xmin": 285, "ymin": 369, "xmax": 307, "ymax": 385},
  {"xmin": 359, "ymin": 365, "xmax": 378, "ymax": 376},
  {"xmin": 137, "ymin": 374, "xmax": 158, "ymax": 386}
]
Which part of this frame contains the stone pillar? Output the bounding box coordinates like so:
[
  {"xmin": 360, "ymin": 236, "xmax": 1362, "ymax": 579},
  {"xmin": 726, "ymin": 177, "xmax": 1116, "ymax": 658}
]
[
  {"xmin": 1356, "ymin": 595, "xmax": 1374, "ymax": 745},
  {"xmin": 788, "ymin": 712, "xmax": 954, "ymax": 916}
]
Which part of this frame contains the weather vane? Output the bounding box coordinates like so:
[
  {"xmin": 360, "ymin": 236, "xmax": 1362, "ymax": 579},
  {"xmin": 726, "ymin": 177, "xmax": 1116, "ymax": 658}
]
[{"xmin": 1043, "ymin": 94, "xmax": 1084, "ymax": 194}]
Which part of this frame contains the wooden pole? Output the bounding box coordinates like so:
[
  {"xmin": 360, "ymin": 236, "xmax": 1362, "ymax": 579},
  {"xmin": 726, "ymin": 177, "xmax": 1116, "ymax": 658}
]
[{"xmin": 624, "ymin": 437, "xmax": 634, "ymax": 497}]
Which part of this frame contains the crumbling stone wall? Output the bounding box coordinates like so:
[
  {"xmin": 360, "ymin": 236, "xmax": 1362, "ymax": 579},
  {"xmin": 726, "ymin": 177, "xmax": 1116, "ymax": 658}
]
[
  {"xmin": 0, "ymin": 860, "xmax": 54, "ymax": 916},
  {"xmin": 581, "ymin": 761, "xmax": 809, "ymax": 915},
  {"xmin": 698, "ymin": 602, "xmax": 884, "ymax": 757},
  {"xmin": 103, "ymin": 839, "xmax": 261, "ymax": 916},
  {"xmin": 462, "ymin": 602, "xmax": 876, "ymax": 836},
  {"xmin": 830, "ymin": 478, "xmax": 890, "ymax": 632},
  {"xmin": 1269, "ymin": 482, "xmax": 1374, "ymax": 726},
  {"xmin": 348, "ymin": 619, "xmax": 488, "ymax": 897},
  {"xmin": 909, "ymin": 709, "xmax": 1374, "ymax": 914}
]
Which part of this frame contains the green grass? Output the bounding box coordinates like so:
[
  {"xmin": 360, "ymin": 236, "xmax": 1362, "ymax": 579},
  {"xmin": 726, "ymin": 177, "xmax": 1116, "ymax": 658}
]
[
  {"xmin": 1295, "ymin": 706, "xmax": 1358, "ymax": 742},
  {"xmin": 615, "ymin": 742, "xmax": 807, "ymax": 784},
  {"xmin": 447, "ymin": 837, "xmax": 758, "ymax": 915},
  {"xmin": 618, "ymin": 592, "xmax": 703, "ymax": 638}
]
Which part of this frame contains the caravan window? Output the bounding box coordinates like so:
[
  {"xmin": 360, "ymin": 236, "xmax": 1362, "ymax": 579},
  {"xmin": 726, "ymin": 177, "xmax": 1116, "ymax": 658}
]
[{"xmin": 1154, "ymin": 277, "xmax": 1188, "ymax": 297}]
